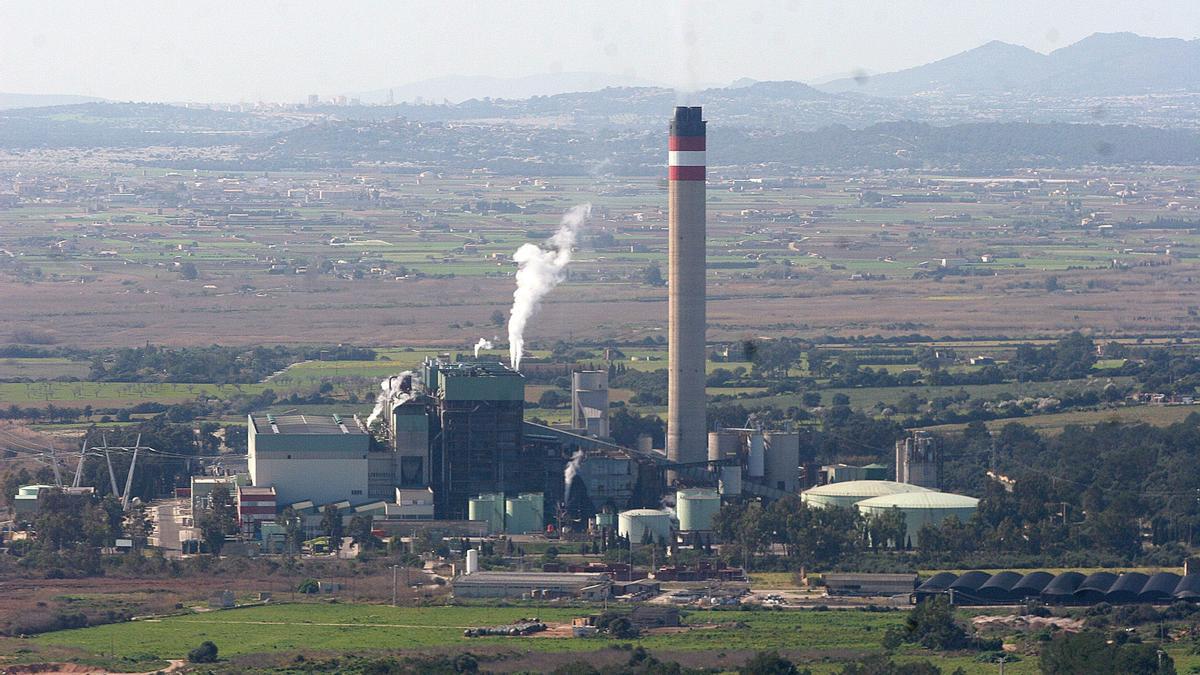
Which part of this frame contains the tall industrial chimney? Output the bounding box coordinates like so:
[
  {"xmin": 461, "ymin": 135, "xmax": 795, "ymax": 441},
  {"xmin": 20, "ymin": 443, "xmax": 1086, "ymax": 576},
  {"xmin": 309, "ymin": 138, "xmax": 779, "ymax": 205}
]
[{"xmin": 667, "ymin": 106, "xmax": 707, "ymax": 474}]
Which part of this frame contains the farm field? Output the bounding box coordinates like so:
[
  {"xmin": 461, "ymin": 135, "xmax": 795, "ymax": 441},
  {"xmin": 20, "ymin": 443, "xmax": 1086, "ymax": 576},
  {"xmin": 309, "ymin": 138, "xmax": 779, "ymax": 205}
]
[
  {"xmin": 25, "ymin": 602, "xmax": 998, "ymax": 673},
  {"xmin": 26, "ymin": 601, "xmax": 1200, "ymax": 674},
  {"xmin": 3, "ymin": 168, "xmax": 1200, "ymax": 350},
  {"xmin": 926, "ymin": 403, "xmax": 1200, "ymax": 435}
]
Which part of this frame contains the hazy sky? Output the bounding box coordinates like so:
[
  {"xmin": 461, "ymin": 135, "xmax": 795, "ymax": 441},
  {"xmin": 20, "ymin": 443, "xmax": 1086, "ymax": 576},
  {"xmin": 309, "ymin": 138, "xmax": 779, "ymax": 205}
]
[{"xmin": 1, "ymin": 0, "xmax": 1197, "ymax": 102}]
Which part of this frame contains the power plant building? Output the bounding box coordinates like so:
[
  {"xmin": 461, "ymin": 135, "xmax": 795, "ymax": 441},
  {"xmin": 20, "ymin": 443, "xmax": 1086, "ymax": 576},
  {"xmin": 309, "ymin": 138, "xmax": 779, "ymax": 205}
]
[
  {"xmin": 248, "ymin": 413, "xmax": 372, "ymax": 507},
  {"xmin": 571, "ymin": 370, "xmax": 609, "ymax": 437},
  {"xmin": 896, "ymin": 430, "xmax": 941, "ymax": 489}
]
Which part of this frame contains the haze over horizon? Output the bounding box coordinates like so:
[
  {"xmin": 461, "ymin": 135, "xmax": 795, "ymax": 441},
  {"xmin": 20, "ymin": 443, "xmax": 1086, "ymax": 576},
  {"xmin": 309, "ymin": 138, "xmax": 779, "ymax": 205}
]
[{"xmin": 2, "ymin": 0, "xmax": 1198, "ymax": 103}]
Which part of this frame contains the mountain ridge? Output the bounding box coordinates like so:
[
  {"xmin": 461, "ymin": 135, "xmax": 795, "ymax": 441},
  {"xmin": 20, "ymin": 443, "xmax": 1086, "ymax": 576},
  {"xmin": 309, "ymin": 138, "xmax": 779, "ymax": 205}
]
[{"xmin": 820, "ymin": 32, "xmax": 1200, "ymax": 97}]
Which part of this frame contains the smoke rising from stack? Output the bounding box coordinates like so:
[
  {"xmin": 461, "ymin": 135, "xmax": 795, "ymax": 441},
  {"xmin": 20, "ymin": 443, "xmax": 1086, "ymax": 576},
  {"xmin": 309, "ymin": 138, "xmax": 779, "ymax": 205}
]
[
  {"xmin": 366, "ymin": 370, "xmax": 414, "ymax": 427},
  {"xmin": 563, "ymin": 449, "xmax": 584, "ymax": 503},
  {"xmin": 506, "ymin": 203, "xmax": 591, "ymax": 370},
  {"xmin": 473, "ymin": 338, "xmax": 494, "ymax": 357}
]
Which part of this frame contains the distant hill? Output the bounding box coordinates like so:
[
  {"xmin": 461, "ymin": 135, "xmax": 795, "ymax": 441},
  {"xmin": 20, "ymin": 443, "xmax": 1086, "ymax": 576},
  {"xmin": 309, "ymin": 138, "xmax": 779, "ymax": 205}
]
[
  {"xmin": 202, "ymin": 118, "xmax": 1200, "ymax": 175},
  {"xmin": 0, "ymin": 92, "xmax": 105, "ymax": 110},
  {"xmin": 0, "ymin": 102, "xmax": 303, "ymax": 148},
  {"xmin": 350, "ymin": 71, "xmax": 666, "ymax": 104},
  {"xmin": 822, "ymin": 32, "xmax": 1200, "ymax": 97}
]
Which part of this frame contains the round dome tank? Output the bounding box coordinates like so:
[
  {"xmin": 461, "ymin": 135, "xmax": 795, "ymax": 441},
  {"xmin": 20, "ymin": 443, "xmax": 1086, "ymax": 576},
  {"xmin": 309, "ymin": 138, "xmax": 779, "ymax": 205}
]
[
  {"xmin": 855, "ymin": 491, "xmax": 979, "ymax": 547},
  {"xmin": 801, "ymin": 480, "xmax": 932, "ymax": 510},
  {"xmin": 618, "ymin": 508, "xmax": 672, "ymax": 544},
  {"xmin": 676, "ymin": 488, "xmax": 721, "ymax": 532}
]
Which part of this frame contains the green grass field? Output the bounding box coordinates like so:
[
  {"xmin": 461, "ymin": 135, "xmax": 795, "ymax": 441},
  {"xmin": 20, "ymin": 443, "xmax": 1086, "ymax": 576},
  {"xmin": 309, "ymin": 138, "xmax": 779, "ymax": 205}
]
[
  {"xmin": 34, "ymin": 603, "xmax": 898, "ymax": 659},
  {"xmin": 33, "ymin": 601, "xmax": 1200, "ymax": 674}
]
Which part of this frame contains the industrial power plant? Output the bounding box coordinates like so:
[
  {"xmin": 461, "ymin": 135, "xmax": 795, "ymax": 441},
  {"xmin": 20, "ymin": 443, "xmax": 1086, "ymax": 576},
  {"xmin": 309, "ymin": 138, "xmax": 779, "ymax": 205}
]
[{"xmin": 219, "ymin": 106, "xmax": 824, "ymax": 546}]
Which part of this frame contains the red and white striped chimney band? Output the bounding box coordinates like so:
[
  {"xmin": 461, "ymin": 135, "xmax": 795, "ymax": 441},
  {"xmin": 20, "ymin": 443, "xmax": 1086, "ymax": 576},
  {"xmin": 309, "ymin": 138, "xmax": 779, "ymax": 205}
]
[{"xmin": 668, "ymin": 135, "xmax": 705, "ymax": 181}]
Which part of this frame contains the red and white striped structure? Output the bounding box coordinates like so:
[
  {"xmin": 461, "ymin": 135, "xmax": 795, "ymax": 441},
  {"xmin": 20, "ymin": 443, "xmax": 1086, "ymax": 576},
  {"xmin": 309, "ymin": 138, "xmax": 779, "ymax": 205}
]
[
  {"xmin": 666, "ymin": 106, "xmax": 707, "ymax": 473},
  {"xmin": 668, "ymin": 132, "xmax": 705, "ymax": 181}
]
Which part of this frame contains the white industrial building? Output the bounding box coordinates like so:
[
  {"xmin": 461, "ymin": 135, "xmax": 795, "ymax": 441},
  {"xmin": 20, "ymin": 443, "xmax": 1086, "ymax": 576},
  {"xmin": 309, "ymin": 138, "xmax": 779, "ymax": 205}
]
[{"xmin": 248, "ymin": 413, "xmax": 372, "ymax": 507}]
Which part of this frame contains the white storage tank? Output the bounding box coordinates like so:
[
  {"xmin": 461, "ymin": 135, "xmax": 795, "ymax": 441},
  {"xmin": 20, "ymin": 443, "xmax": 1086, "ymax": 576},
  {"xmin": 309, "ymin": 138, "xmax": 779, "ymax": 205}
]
[
  {"xmin": 676, "ymin": 488, "xmax": 721, "ymax": 532},
  {"xmin": 748, "ymin": 431, "xmax": 765, "ymax": 478},
  {"xmin": 855, "ymin": 491, "xmax": 980, "ymax": 547},
  {"xmin": 800, "ymin": 480, "xmax": 931, "ymax": 510},
  {"xmin": 618, "ymin": 508, "xmax": 672, "ymax": 544},
  {"xmin": 465, "ymin": 548, "xmax": 479, "ymax": 574},
  {"xmin": 719, "ymin": 465, "xmax": 743, "ymax": 496},
  {"xmin": 763, "ymin": 431, "xmax": 800, "ymax": 493}
]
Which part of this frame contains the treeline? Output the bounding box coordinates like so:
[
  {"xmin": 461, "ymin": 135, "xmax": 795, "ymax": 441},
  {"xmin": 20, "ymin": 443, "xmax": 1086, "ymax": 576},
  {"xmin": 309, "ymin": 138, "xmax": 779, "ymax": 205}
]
[
  {"xmin": 714, "ymin": 415, "xmax": 1200, "ymax": 571},
  {"xmin": 88, "ymin": 344, "xmax": 375, "ymax": 383}
]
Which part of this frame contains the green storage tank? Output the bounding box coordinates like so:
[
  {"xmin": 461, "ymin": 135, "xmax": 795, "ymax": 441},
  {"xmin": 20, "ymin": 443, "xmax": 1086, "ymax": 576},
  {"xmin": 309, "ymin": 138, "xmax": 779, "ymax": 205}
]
[
  {"xmin": 504, "ymin": 493, "xmax": 543, "ymax": 534},
  {"xmin": 469, "ymin": 493, "xmax": 505, "ymax": 534}
]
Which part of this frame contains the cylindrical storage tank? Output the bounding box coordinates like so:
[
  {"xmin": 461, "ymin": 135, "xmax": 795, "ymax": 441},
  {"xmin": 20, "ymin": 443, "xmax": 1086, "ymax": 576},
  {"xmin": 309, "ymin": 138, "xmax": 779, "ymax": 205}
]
[
  {"xmin": 465, "ymin": 549, "xmax": 479, "ymax": 575},
  {"xmin": 763, "ymin": 431, "xmax": 800, "ymax": 493},
  {"xmin": 618, "ymin": 508, "xmax": 672, "ymax": 544},
  {"xmin": 505, "ymin": 494, "xmax": 543, "ymax": 534},
  {"xmin": 637, "ymin": 434, "xmax": 653, "ymax": 453},
  {"xmin": 1012, "ymin": 571, "xmax": 1054, "ymax": 598},
  {"xmin": 1139, "ymin": 572, "xmax": 1181, "ymax": 602},
  {"xmin": 468, "ymin": 495, "xmax": 504, "ymax": 535},
  {"xmin": 1105, "ymin": 572, "xmax": 1149, "ymax": 604},
  {"xmin": 748, "ymin": 432, "xmax": 765, "ymax": 478},
  {"xmin": 801, "ymin": 480, "xmax": 931, "ymax": 510},
  {"xmin": 1041, "ymin": 572, "xmax": 1086, "ymax": 604},
  {"xmin": 855, "ymin": 491, "xmax": 979, "ymax": 548},
  {"xmin": 594, "ymin": 512, "xmax": 615, "ymax": 528},
  {"xmin": 708, "ymin": 430, "xmax": 739, "ymax": 462},
  {"xmin": 977, "ymin": 571, "xmax": 1023, "ymax": 603},
  {"xmin": 676, "ymin": 488, "xmax": 721, "ymax": 532},
  {"xmin": 719, "ymin": 465, "xmax": 743, "ymax": 496},
  {"xmin": 1074, "ymin": 572, "xmax": 1118, "ymax": 603},
  {"xmin": 915, "ymin": 572, "xmax": 958, "ymax": 602}
]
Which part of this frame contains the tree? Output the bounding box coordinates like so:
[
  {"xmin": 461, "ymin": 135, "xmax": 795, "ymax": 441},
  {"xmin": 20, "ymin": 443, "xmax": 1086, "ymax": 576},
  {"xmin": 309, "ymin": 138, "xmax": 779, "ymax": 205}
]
[
  {"xmin": 197, "ymin": 484, "xmax": 237, "ymax": 555},
  {"xmin": 187, "ymin": 640, "xmax": 218, "ymax": 663},
  {"xmin": 348, "ymin": 514, "xmax": 377, "ymax": 548},
  {"xmin": 276, "ymin": 506, "xmax": 303, "ymax": 553},
  {"xmin": 321, "ymin": 504, "xmax": 344, "ymax": 547},
  {"xmin": 538, "ymin": 389, "xmax": 569, "ymax": 408},
  {"xmin": 124, "ymin": 502, "xmax": 152, "ymax": 550},
  {"xmin": 895, "ymin": 596, "xmax": 969, "ymax": 650},
  {"xmin": 490, "ymin": 310, "xmax": 505, "ymax": 326},
  {"xmin": 740, "ymin": 651, "xmax": 802, "ymax": 675},
  {"xmin": 641, "ymin": 264, "xmax": 665, "ymax": 286},
  {"xmin": 179, "ymin": 262, "xmax": 199, "ymax": 280}
]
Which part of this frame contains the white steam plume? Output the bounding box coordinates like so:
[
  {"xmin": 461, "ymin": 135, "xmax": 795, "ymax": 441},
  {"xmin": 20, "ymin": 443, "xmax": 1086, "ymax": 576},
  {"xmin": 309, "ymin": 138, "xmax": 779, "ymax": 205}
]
[
  {"xmin": 564, "ymin": 449, "xmax": 585, "ymax": 504},
  {"xmin": 507, "ymin": 203, "xmax": 590, "ymax": 370},
  {"xmin": 473, "ymin": 338, "xmax": 493, "ymax": 358},
  {"xmin": 366, "ymin": 371, "xmax": 414, "ymax": 427}
]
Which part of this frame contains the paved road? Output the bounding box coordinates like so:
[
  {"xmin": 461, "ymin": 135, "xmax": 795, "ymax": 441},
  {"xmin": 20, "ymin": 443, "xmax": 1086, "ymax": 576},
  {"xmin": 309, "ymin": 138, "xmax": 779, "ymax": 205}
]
[{"xmin": 150, "ymin": 499, "xmax": 183, "ymax": 558}]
